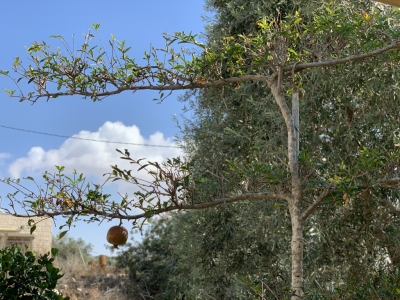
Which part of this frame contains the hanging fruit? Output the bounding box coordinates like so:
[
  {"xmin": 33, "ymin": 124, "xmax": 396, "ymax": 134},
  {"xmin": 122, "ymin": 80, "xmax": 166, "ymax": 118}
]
[{"xmin": 106, "ymin": 225, "xmax": 128, "ymax": 249}]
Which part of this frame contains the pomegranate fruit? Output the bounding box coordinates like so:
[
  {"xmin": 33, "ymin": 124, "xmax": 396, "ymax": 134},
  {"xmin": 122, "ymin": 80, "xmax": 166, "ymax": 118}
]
[{"xmin": 106, "ymin": 225, "xmax": 128, "ymax": 249}]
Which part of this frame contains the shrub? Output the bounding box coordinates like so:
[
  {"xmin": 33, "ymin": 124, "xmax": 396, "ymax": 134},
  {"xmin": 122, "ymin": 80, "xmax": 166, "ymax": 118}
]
[{"xmin": 0, "ymin": 246, "xmax": 69, "ymax": 300}]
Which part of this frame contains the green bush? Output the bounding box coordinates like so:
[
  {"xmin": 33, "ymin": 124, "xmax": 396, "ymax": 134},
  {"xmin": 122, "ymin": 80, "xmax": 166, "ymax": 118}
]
[{"xmin": 0, "ymin": 246, "xmax": 69, "ymax": 300}]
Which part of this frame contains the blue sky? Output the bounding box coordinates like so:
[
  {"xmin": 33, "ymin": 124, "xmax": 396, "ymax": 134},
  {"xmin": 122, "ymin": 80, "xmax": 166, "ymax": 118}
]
[{"xmin": 0, "ymin": 1, "xmax": 208, "ymax": 256}]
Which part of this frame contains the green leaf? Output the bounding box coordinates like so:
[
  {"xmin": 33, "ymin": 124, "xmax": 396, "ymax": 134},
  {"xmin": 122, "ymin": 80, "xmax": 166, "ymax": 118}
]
[
  {"xmin": 57, "ymin": 80, "xmax": 63, "ymax": 91},
  {"xmin": 3, "ymin": 88, "xmax": 15, "ymax": 96},
  {"xmin": 288, "ymin": 48, "xmax": 298, "ymax": 56},
  {"xmin": 58, "ymin": 231, "xmax": 68, "ymax": 239},
  {"xmin": 293, "ymin": 17, "xmax": 303, "ymax": 25},
  {"xmin": 55, "ymin": 165, "xmax": 65, "ymax": 172},
  {"xmin": 13, "ymin": 56, "xmax": 20, "ymax": 67},
  {"xmin": 91, "ymin": 23, "xmax": 100, "ymax": 30},
  {"xmin": 51, "ymin": 248, "xmax": 59, "ymax": 256},
  {"xmin": 137, "ymin": 164, "xmax": 149, "ymax": 171}
]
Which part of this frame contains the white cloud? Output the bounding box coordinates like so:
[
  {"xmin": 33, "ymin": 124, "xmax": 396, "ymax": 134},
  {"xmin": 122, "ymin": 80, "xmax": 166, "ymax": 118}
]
[
  {"xmin": 8, "ymin": 121, "xmax": 183, "ymax": 180},
  {"xmin": 0, "ymin": 153, "xmax": 11, "ymax": 166}
]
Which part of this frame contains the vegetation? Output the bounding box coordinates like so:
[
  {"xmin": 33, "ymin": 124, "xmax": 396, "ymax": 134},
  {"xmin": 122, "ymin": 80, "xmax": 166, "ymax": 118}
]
[
  {"xmin": 169, "ymin": 0, "xmax": 400, "ymax": 298},
  {"xmin": 1, "ymin": 0, "xmax": 400, "ymax": 298},
  {"xmin": 53, "ymin": 256, "xmax": 129, "ymax": 300},
  {"xmin": 116, "ymin": 213, "xmax": 400, "ymax": 299},
  {"xmin": 52, "ymin": 234, "xmax": 94, "ymax": 263},
  {"xmin": 51, "ymin": 234, "xmax": 129, "ymax": 299},
  {"xmin": 0, "ymin": 246, "xmax": 68, "ymax": 300},
  {"xmin": 115, "ymin": 217, "xmax": 184, "ymax": 299}
]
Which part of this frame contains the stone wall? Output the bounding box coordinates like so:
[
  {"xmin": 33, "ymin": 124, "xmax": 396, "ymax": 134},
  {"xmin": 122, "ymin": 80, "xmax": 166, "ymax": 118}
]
[{"xmin": 0, "ymin": 214, "xmax": 52, "ymax": 255}]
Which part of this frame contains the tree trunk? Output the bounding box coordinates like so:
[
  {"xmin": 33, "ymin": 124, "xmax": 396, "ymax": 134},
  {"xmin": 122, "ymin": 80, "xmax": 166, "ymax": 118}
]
[
  {"xmin": 269, "ymin": 80, "xmax": 304, "ymax": 299},
  {"xmin": 289, "ymin": 193, "xmax": 304, "ymax": 299}
]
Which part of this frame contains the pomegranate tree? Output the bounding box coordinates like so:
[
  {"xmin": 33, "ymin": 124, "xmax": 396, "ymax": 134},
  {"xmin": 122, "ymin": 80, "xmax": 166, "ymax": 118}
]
[{"xmin": 106, "ymin": 225, "xmax": 128, "ymax": 249}]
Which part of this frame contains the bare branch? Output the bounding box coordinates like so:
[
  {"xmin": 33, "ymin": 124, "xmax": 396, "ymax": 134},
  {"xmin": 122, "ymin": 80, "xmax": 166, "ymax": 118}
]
[{"xmin": 300, "ymin": 185, "xmax": 333, "ymax": 222}]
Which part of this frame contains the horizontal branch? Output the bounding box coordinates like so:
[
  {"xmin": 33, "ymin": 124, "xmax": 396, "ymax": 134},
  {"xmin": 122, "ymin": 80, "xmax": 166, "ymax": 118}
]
[
  {"xmin": 301, "ymin": 176, "xmax": 400, "ymax": 222},
  {"xmin": 357, "ymin": 177, "xmax": 400, "ymax": 190},
  {"xmin": 6, "ymin": 34, "xmax": 400, "ymax": 103},
  {"xmin": 377, "ymin": 177, "xmax": 400, "ymax": 188},
  {"xmin": 24, "ymin": 75, "xmax": 270, "ymax": 101},
  {"xmin": 7, "ymin": 191, "xmax": 291, "ymax": 221},
  {"xmin": 288, "ymin": 39, "xmax": 400, "ymax": 74},
  {"xmin": 29, "ymin": 39, "xmax": 400, "ymax": 101}
]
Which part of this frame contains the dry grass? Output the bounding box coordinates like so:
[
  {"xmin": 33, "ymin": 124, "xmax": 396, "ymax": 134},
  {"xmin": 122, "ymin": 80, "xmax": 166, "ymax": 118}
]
[{"xmin": 54, "ymin": 256, "xmax": 131, "ymax": 300}]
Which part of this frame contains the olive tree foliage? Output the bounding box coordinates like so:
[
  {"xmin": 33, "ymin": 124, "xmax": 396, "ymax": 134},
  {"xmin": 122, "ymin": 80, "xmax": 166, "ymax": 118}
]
[
  {"xmin": 117, "ymin": 211, "xmax": 400, "ymax": 299},
  {"xmin": 173, "ymin": 0, "xmax": 400, "ymax": 298},
  {"xmin": 174, "ymin": 0, "xmax": 400, "ymax": 298},
  {"xmin": 1, "ymin": 1, "xmax": 400, "ymax": 298},
  {"xmin": 116, "ymin": 211, "xmax": 291, "ymax": 300},
  {"xmin": 115, "ymin": 216, "xmax": 191, "ymax": 300},
  {"xmin": 51, "ymin": 234, "xmax": 94, "ymax": 262}
]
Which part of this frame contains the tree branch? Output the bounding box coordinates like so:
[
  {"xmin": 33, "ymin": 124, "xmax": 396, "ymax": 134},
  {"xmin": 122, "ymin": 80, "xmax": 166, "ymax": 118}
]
[
  {"xmin": 377, "ymin": 177, "xmax": 400, "ymax": 188},
  {"xmin": 287, "ymin": 39, "xmax": 400, "ymax": 74},
  {"xmin": 17, "ymin": 75, "xmax": 271, "ymax": 102},
  {"xmin": 7, "ymin": 37, "xmax": 400, "ymax": 103},
  {"xmin": 300, "ymin": 186, "xmax": 333, "ymax": 222},
  {"xmin": 379, "ymin": 198, "xmax": 400, "ymax": 217},
  {"xmin": 6, "ymin": 191, "xmax": 291, "ymax": 221}
]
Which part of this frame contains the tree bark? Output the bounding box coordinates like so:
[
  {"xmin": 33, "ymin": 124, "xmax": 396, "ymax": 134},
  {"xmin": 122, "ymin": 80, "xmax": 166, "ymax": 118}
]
[
  {"xmin": 289, "ymin": 193, "xmax": 304, "ymax": 299},
  {"xmin": 269, "ymin": 79, "xmax": 304, "ymax": 299}
]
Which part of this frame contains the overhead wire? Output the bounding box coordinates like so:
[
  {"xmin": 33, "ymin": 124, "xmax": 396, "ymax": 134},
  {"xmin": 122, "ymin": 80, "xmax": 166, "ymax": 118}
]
[{"xmin": 0, "ymin": 124, "xmax": 180, "ymax": 148}]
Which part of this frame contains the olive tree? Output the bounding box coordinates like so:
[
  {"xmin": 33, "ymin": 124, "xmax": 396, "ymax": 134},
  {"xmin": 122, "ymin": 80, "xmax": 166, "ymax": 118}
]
[
  {"xmin": 2, "ymin": 2, "xmax": 400, "ymax": 298},
  {"xmin": 178, "ymin": 0, "xmax": 400, "ymax": 297}
]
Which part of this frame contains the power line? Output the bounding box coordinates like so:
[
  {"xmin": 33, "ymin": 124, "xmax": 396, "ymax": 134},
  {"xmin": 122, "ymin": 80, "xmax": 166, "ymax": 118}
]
[{"xmin": 0, "ymin": 124, "xmax": 180, "ymax": 148}]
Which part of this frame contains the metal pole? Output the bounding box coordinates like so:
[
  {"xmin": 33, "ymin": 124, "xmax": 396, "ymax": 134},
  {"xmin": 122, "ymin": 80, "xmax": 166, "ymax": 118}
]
[{"xmin": 292, "ymin": 87, "xmax": 300, "ymax": 158}]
